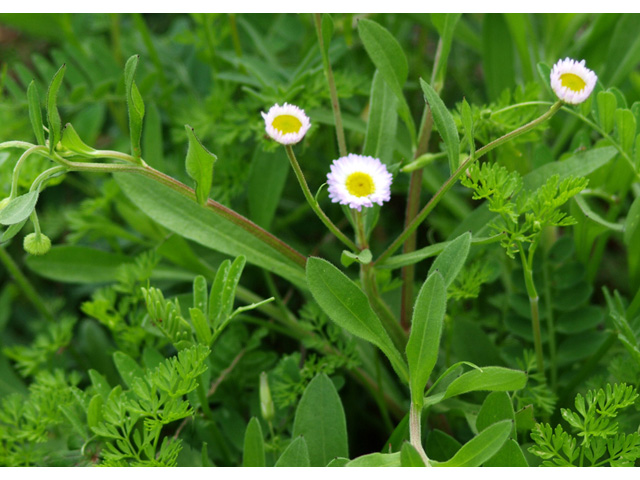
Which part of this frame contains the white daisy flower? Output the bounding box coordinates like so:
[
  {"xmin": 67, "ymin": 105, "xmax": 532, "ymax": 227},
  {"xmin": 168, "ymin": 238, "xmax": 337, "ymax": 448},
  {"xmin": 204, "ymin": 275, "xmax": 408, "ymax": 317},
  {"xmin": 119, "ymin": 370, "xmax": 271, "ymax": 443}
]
[
  {"xmin": 261, "ymin": 103, "xmax": 311, "ymax": 145},
  {"xmin": 327, "ymin": 154, "xmax": 392, "ymax": 211},
  {"xmin": 550, "ymin": 58, "xmax": 597, "ymax": 105}
]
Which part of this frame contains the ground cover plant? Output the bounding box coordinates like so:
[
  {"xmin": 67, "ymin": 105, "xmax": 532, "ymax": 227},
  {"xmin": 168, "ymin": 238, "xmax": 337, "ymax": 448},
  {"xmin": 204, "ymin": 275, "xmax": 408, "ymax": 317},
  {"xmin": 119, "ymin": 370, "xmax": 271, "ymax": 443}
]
[{"xmin": 1, "ymin": 12, "xmax": 640, "ymax": 467}]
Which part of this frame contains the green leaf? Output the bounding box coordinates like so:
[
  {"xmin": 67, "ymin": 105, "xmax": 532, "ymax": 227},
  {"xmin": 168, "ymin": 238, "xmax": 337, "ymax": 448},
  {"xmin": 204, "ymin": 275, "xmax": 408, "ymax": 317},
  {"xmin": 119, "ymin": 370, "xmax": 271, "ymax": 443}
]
[
  {"xmin": 112, "ymin": 351, "xmax": 144, "ymax": 389},
  {"xmin": 292, "ymin": 374, "xmax": 348, "ymax": 467},
  {"xmin": 124, "ymin": 55, "xmax": 145, "ymax": 159},
  {"xmin": 406, "ymin": 272, "xmax": 446, "ymax": 406},
  {"xmin": 115, "ymin": 173, "xmax": 306, "ymax": 287},
  {"xmin": 400, "ymin": 442, "xmax": 426, "ymax": 467},
  {"xmin": 326, "ymin": 458, "xmax": 350, "ymax": 467},
  {"xmin": 306, "ymin": 257, "xmax": 408, "ymax": 381},
  {"xmin": 430, "ymin": 13, "xmax": 462, "ymax": 88},
  {"xmin": 597, "ymin": 90, "xmax": 617, "ymax": 134},
  {"xmin": 274, "ymin": 436, "xmax": 310, "ymax": 467},
  {"xmin": 87, "ymin": 394, "xmax": 103, "ymax": 430},
  {"xmin": 428, "ymin": 231, "xmax": 472, "ymax": 288},
  {"xmin": 615, "ymin": 108, "xmax": 636, "ymax": 154},
  {"xmin": 340, "ymin": 248, "xmax": 372, "ymax": 267},
  {"xmin": 247, "ymin": 147, "xmax": 288, "ymax": 229},
  {"xmin": 1, "ymin": 219, "xmax": 27, "ymax": 242},
  {"xmin": 425, "ymin": 430, "xmax": 462, "ymax": 462},
  {"xmin": 219, "ymin": 256, "xmax": 246, "ymax": 323},
  {"xmin": 88, "ymin": 369, "xmax": 112, "ymax": 399},
  {"xmin": 624, "ymin": 195, "xmax": 640, "ymax": 246},
  {"xmin": 143, "ymin": 101, "xmax": 165, "ymax": 170},
  {"xmin": 419, "ymin": 78, "xmax": 460, "ymax": 174},
  {"xmin": 189, "ymin": 307, "xmax": 212, "ymax": 346},
  {"xmin": 482, "ymin": 14, "xmax": 515, "ymax": 100},
  {"xmin": 433, "ymin": 420, "xmax": 512, "ymax": 467},
  {"xmin": 321, "ymin": 13, "xmax": 334, "ymax": 58},
  {"xmin": 604, "ymin": 14, "xmax": 640, "ymax": 87},
  {"xmin": 483, "ymin": 439, "xmax": 528, "ymax": 467},
  {"xmin": 0, "ymin": 191, "xmax": 38, "ymax": 226},
  {"xmin": 242, "ymin": 417, "xmax": 265, "ymax": 467},
  {"xmin": 461, "ymin": 98, "xmax": 475, "ymax": 158},
  {"xmin": 346, "ymin": 452, "xmax": 401, "ymax": 467},
  {"xmin": 502, "ymin": 13, "xmax": 535, "ymax": 82},
  {"xmin": 363, "ymin": 70, "xmax": 398, "ymax": 165},
  {"xmin": 476, "ymin": 392, "xmax": 515, "ymax": 433},
  {"xmin": 46, "ymin": 63, "xmax": 66, "ymax": 153},
  {"xmin": 537, "ymin": 62, "xmax": 554, "ymax": 98},
  {"xmin": 27, "ymin": 80, "xmax": 45, "ymax": 145},
  {"xmin": 573, "ymin": 195, "xmax": 624, "ymax": 232},
  {"xmin": 26, "ymin": 246, "xmax": 131, "ymax": 283},
  {"xmin": 61, "ymin": 123, "xmax": 96, "ymax": 155},
  {"xmin": 358, "ymin": 18, "xmax": 415, "ymax": 142},
  {"xmin": 185, "ymin": 125, "xmax": 217, "ymax": 206},
  {"xmin": 443, "ymin": 367, "xmax": 527, "ymax": 399}
]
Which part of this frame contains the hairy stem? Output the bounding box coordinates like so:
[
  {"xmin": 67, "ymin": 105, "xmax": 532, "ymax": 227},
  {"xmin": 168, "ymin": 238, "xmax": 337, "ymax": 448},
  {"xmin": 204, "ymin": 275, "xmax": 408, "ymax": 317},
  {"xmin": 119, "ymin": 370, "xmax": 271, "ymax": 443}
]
[{"xmin": 409, "ymin": 402, "xmax": 430, "ymax": 466}]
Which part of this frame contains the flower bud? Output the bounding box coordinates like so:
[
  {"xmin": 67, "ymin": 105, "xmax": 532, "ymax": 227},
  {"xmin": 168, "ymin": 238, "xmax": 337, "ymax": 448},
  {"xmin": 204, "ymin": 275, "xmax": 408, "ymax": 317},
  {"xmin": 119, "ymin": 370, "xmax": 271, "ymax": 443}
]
[
  {"xmin": 23, "ymin": 232, "xmax": 51, "ymax": 256},
  {"xmin": 259, "ymin": 372, "xmax": 275, "ymax": 423}
]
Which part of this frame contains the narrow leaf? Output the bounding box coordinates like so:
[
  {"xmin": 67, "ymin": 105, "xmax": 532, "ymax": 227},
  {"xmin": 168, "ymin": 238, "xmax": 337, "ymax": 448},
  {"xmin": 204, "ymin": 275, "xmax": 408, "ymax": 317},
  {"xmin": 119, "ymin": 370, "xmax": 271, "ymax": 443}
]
[
  {"xmin": 363, "ymin": 70, "xmax": 398, "ymax": 165},
  {"xmin": 434, "ymin": 420, "xmax": 512, "ymax": 467},
  {"xmin": 124, "ymin": 55, "xmax": 145, "ymax": 158},
  {"xmin": 444, "ymin": 367, "xmax": 527, "ymax": 399},
  {"xmin": 185, "ymin": 125, "xmax": 217, "ymax": 206},
  {"xmin": 430, "ymin": 13, "xmax": 462, "ymax": 88},
  {"xmin": 406, "ymin": 272, "xmax": 446, "ymax": 406},
  {"xmin": 615, "ymin": 108, "xmax": 636, "ymax": 153},
  {"xmin": 243, "ymin": 417, "xmax": 265, "ymax": 467},
  {"xmin": 481, "ymin": 14, "xmax": 515, "ymax": 100},
  {"xmin": 419, "ymin": 78, "xmax": 460, "ymax": 174},
  {"xmin": 27, "ymin": 80, "xmax": 45, "ymax": 145},
  {"xmin": 61, "ymin": 123, "xmax": 96, "ymax": 155},
  {"xmin": 46, "ymin": 63, "xmax": 66, "ymax": 153},
  {"xmin": 597, "ymin": 90, "xmax": 617, "ymax": 134},
  {"xmin": 292, "ymin": 374, "xmax": 348, "ymax": 467},
  {"xmin": 0, "ymin": 191, "xmax": 39, "ymax": 226},
  {"xmin": 461, "ymin": 98, "xmax": 475, "ymax": 158},
  {"xmin": 428, "ymin": 231, "xmax": 472, "ymax": 287}
]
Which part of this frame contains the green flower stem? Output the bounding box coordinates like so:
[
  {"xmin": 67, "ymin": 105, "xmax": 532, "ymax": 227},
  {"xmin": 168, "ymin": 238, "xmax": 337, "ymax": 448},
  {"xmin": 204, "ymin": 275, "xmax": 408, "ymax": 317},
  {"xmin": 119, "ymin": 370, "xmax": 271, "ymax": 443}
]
[
  {"xmin": 284, "ymin": 145, "xmax": 358, "ymax": 252},
  {"xmin": 313, "ymin": 13, "xmax": 347, "ymax": 158},
  {"xmin": 409, "ymin": 402, "xmax": 430, "ymax": 466},
  {"xmin": 376, "ymin": 100, "xmax": 563, "ymax": 265},
  {"xmin": 0, "ymin": 246, "xmax": 53, "ymax": 322},
  {"xmin": 542, "ymin": 242, "xmax": 558, "ymax": 389},
  {"xmin": 10, "ymin": 145, "xmax": 48, "ymax": 198},
  {"xmin": 0, "ymin": 141, "xmax": 36, "ymax": 151},
  {"xmin": 518, "ymin": 242, "xmax": 544, "ymax": 375}
]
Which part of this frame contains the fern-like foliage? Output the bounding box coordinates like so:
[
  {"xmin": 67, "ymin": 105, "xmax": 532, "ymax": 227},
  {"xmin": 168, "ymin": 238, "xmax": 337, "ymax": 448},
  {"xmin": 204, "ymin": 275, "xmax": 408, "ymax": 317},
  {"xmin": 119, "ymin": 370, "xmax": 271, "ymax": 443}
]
[{"xmin": 530, "ymin": 383, "xmax": 640, "ymax": 466}]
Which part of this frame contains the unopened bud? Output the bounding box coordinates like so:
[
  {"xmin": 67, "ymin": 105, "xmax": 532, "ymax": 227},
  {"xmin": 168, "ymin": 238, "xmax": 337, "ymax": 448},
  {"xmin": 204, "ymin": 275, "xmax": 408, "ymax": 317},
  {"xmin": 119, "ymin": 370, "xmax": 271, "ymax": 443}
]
[
  {"xmin": 23, "ymin": 233, "xmax": 51, "ymax": 255},
  {"xmin": 259, "ymin": 372, "xmax": 275, "ymax": 422}
]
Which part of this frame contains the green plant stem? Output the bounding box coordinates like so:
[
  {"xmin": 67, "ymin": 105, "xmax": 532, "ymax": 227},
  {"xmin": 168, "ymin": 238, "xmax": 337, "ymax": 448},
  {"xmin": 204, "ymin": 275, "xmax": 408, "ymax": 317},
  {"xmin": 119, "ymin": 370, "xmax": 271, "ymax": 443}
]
[
  {"xmin": 0, "ymin": 246, "xmax": 53, "ymax": 322},
  {"xmin": 518, "ymin": 242, "xmax": 544, "ymax": 375},
  {"xmin": 10, "ymin": 145, "xmax": 48, "ymax": 198},
  {"xmin": 542, "ymin": 243, "xmax": 558, "ymax": 390},
  {"xmin": 376, "ymin": 100, "xmax": 563, "ymax": 265},
  {"xmin": 313, "ymin": 13, "xmax": 347, "ymax": 158},
  {"xmin": 409, "ymin": 402, "xmax": 430, "ymax": 466},
  {"xmin": 284, "ymin": 145, "xmax": 357, "ymax": 251}
]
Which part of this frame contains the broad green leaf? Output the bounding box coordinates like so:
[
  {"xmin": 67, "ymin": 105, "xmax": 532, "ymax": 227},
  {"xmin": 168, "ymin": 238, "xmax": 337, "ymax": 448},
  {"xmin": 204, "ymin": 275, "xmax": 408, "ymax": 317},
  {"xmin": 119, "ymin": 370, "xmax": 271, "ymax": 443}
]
[
  {"xmin": 428, "ymin": 231, "xmax": 472, "ymax": 287},
  {"xmin": 124, "ymin": 55, "xmax": 145, "ymax": 159},
  {"xmin": 274, "ymin": 436, "xmax": 311, "ymax": 467},
  {"xmin": 61, "ymin": 123, "xmax": 96, "ymax": 155},
  {"xmin": 363, "ymin": 70, "xmax": 398, "ymax": 165},
  {"xmin": 358, "ymin": 18, "xmax": 415, "ymax": 142},
  {"xmin": 115, "ymin": 173, "xmax": 306, "ymax": 287},
  {"xmin": 247, "ymin": 147, "xmax": 288, "ymax": 229},
  {"xmin": 406, "ymin": 272, "xmax": 446, "ymax": 406},
  {"xmin": 346, "ymin": 452, "xmax": 401, "ymax": 467},
  {"xmin": 0, "ymin": 191, "xmax": 38, "ymax": 226},
  {"xmin": 461, "ymin": 98, "xmax": 475, "ymax": 158},
  {"xmin": 476, "ymin": 392, "xmax": 515, "ymax": 433},
  {"xmin": 112, "ymin": 351, "xmax": 144, "ymax": 389},
  {"xmin": 433, "ymin": 420, "xmax": 512, "ymax": 467},
  {"xmin": 243, "ymin": 417, "xmax": 265, "ymax": 467},
  {"xmin": 615, "ymin": 108, "xmax": 636, "ymax": 153},
  {"xmin": 483, "ymin": 439, "xmax": 528, "ymax": 467},
  {"xmin": 482, "ymin": 14, "xmax": 515, "ymax": 100},
  {"xmin": 185, "ymin": 125, "xmax": 217, "ymax": 206},
  {"xmin": 26, "ymin": 246, "xmax": 131, "ymax": 283},
  {"xmin": 430, "ymin": 13, "xmax": 462, "ymax": 88},
  {"xmin": 443, "ymin": 367, "xmax": 527, "ymax": 399},
  {"xmin": 419, "ymin": 78, "xmax": 460, "ymax": 174},
  {"xmin": 27, "ymin": 80, "xmax": 45, "ymax": 145},
  {"xmin": 292, "ymin": 374, "xmax": 348, "ymax": 467},
  {"xmin": 597, "ymin": 90, "xmax": 617, "ymax": 134},
  {"xmin": 400, "ymin": 442, "xmax": 426, "ymax": 467},
  {"xmin": 46, "ymin": 63, "xmax": 66, "ymax": 153},
  {"xmin": 306, "ymin": 257, "xmax": 408, "ymax": 381}
]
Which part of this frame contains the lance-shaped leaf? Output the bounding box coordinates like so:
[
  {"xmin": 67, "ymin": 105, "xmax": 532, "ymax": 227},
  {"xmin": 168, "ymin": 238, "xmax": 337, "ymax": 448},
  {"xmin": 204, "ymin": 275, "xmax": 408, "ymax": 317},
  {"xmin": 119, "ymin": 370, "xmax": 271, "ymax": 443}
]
[
  {"xmin": 124, "ymin": 55, "xmax": 145, "ymax": 159},
  {"xmin": 406, "ymin": 271, "xmax": 446, "ymax": 407},
  {"xmin": 185, "ymin": 125, "xmax": 217, "ymax": 206},
  {"xmin": 443, "ymin": 366, "xmax": 527, "ymax": 399},
  {"xmin": 461, "ymin": 98, "xmax": 475, "ymax": 158},
  {"xmin": 428, "ymin": 231, "xmax": 472, "ymax": 288},
  {"xmin": 274, "ymin": 436, "xmax": 310, "ymax": 467},
  {"xmin": 46, "ymin": 64, "xmax": 66, "ymax": 153},
  {"xmin": 27, "ymin": 80, "xmax": 45, "ymax": 146},
  {"xmin": 419, "ymin": 78, "xmax": 460, "ymax": 174},
  {"xmin": 61, "ymin": 123, "xmax": 96, "ymax": 155},
  {"xmin": 433, "ymin": 420, "xmax": 512, "ymax": 467},
  {"xmin": 0, "ymin": 191, "xmax": 39, "ymax": 226},
  {"xmin": 430, "ymin": 13, "xmax": 462, "ymax": 88},
  {"xmin": 306, "ymin": 257, "xmax": 408, "ymax": 381},
  {"xmin": 243, "ymin": 417, "xmax": 266, "ymax": 467}
]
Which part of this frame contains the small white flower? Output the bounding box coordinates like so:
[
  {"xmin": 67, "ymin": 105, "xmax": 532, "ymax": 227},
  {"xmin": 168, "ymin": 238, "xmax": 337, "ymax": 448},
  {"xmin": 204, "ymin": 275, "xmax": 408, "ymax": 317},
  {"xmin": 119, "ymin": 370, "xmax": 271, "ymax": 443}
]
[
  {"xmin": 550, "ymin": 58, "xmax": 597, "ymax": 105},
  {"xmin": 261, "ymin": 103, "xmax": 311, "ymax": 145},
  {"xmin": 327, "ymin": 154, "xmax": 392, "ymax": 211}
]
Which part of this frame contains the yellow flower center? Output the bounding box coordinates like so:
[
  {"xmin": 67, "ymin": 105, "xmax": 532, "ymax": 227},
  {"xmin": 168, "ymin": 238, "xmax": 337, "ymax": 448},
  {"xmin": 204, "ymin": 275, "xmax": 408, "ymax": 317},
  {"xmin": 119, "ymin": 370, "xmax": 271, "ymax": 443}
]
[
  {"xmin": 272, "ymin": 115, "xmax": 302, "ymax": 134},
  {"xmin": 346, "ymin": 172, "xmax": 375, "ymax": 197},
  {"xmin": 560, "ymin": 73, "xmax": 586, "ymax": 92}
]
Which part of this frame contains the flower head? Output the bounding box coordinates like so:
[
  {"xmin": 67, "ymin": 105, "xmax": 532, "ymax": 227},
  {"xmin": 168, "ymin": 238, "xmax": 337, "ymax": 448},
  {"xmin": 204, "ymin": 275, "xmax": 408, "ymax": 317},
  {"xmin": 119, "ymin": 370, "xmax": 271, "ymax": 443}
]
[
  {"xmin": 327, "ymin": 154, "xmax": 392, "ymax": 211},
  {"xmin": 261, "ymin": 103, "xmax": 311, "ymax": 145},
  {"xmin": 23, "ymin": 233, "xmax": 51, "ymax": 256},
  {"xmin": 550, "ymin": 58, "xmax": 597, "ymax": 104}
]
